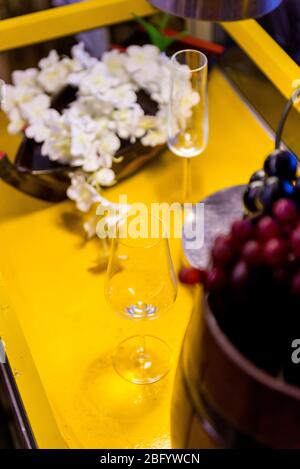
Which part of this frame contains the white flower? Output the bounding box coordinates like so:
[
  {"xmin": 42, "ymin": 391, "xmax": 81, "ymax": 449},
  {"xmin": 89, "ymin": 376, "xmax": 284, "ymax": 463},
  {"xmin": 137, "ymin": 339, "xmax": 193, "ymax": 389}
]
[
  {"xmin": 41, "ymin": 112, "xmax": 73, "ymax": 164},
  {"xmin": 12, "ymin": 68, "xmax": 39, "ymax": 88},
  {"xmin": 12, "ymin": 85, "xmax": 41, "ymax": 107},
  {"xmin": 112, "ymin": 105, "xmax": 145, "ymax": 143},
  {"xmin": 71, "ymin": 42, "xmax": 98, "ymax": 69},
  {"xmin": 82, "ymin": 151, "xmax": 102, "ymax": 172},
  {"xmin": 1, "ymin": 84, "xmax": 17, "ymax": 113},
  {"xmin": 67, "ymin": 174, "xmax": 100, "ymax": 212},
  {"xmin": 141, "ymin": 128, "xmax": 166, "ymax": 147},
  {"xmin": 98, "ymin": 131, "xmax": 121, "ymax": 162},
  {"xmin": 37, "ymin": 62, "xmax": 69, "ymax": 93},
  {"xmin": 20, "ymin": 93, "xmax": 50, "ymax": 123},
  {"xmin": 39, "ymin": 50, "xmax": 59, "ymax": 69},
  {"xmin": 70, "ymin": 125, "xmax": 95, "ymax": 158},
  {"xmin": 7, "ymin": 108, "xmax": 26, "ymax": 134},
  {"xmin": 92, "ymin": 168, "xmax": 116, "ymax": 187},
  {"xmin": 79, "ymin": 63, "xmax": 119, "ymax": 96},
  {"xmin": 102, "ymin": 49, "xmax": 129, "ymax": 82},
  {"xmin": 126, "ymin": 45, "xmax": 160, "ymax": 73},
  {"xmin": 102, "ymin": 83, "xmax": 137, "ymax": 109},
  {"xmin": 25, "ymin": 122, "xmax": 51, "ymax": 142}
]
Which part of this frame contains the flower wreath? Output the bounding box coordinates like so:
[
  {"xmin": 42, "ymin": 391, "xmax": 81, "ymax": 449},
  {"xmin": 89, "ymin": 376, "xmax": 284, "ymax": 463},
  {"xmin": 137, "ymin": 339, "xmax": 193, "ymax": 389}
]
[{"xmin": 3, "ymin": 43, "xmax": 198, "ymax": 237}]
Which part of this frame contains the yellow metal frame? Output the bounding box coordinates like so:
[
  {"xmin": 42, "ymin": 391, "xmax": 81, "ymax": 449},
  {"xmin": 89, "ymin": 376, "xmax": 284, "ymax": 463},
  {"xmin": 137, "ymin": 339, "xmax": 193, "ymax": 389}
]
[
  {"xmin": 222, "ymin": 20, "xmax": 300, "ymax": 102},
  {"xmin": 0, "ymin": 0, "xmax": 156, "ymax": 52},
  {"xmin": 0, "ymin": 0, "xmax": 298, "ymax": 101}
]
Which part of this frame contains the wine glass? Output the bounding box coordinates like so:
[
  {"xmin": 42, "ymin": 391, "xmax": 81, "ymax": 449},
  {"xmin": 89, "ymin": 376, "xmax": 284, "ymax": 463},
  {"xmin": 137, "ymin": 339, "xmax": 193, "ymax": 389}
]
[
  {"xmin": 105, "ymin": 211, "xmax": 177, "ymax": 384},
  {"xmin": 168, "ymin": 49, "xmax": 208, "ymax": 203}
]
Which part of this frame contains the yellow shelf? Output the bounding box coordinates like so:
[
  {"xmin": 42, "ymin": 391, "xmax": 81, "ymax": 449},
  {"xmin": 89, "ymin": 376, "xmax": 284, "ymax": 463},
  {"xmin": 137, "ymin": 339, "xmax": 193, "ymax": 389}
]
[
  {"xmin": 0, "ymin": 0, "xmax": 156, "ymax": 52},
  {"xmin": 222, "ymin": 20, "xmax": 300, "ymax": 102},
  {"xmin": 0, "ymin": 68, "xmax": 275, "ymax": 448}
]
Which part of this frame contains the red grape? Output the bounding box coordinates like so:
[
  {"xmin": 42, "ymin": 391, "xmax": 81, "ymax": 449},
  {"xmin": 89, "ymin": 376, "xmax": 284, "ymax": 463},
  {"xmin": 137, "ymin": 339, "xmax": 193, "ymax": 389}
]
[
  {"xmin": 212, "ymin": 235, "xmax": 235, "ymax": 265},
  {"xmin": 273, "ymin": 198, "xmax": 298, "ymax": 224},
  {"xmin": 263, "ymin": 238, "xmax": 288, "ymax": 266},
  {"xmin": 206, "ymin": 267, "xmax": 226, "ymax": 290},
  {"xmin": 241, "ymin": 240, "xmax": 262, "ymax": 265},
  {"xmin": 256, "ymin": 216, "xmax": 279, "ymax": 240},
  {"xmin": 291, "ymin": 271, "xmax": 300, "ymax": 295},
  {"xmin": 231, "ymin": 219, "xmax": 254, "ymax": 242},
  {"xmin": 179, "ymin": 267, "xmax": 203, "ymax": 285},
  {"xmin": 231, "ymin": 261, "xmax": 249, "ymax": 287},
  {"xmin": 290, "ymin": 227, "xmax": 300, "ymax": 258}
]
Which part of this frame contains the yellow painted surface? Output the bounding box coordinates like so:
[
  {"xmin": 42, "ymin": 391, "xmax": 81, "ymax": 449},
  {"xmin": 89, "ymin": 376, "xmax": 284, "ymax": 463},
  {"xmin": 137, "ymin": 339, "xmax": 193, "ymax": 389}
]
[
  {"xmin": 0, "ymin": 68, "xmax": 274, "ymax": 448},
  {"xmin": 222, "ymin": 20, "xmax": 300, "ymax": 102},
  {"xmin": 0, "ymin": 0, "xmax": 156, "ymax": 52}
]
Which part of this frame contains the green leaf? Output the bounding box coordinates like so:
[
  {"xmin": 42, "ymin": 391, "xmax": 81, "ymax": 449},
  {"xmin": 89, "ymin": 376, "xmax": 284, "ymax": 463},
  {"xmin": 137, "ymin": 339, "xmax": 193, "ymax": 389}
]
[
  {"xmin": 133, "ymin": 14, "xmax": 166, "ymax": 51},
  {"xmin": 133, "ymin": 14, "xmax": 189, "ymax": 52},
  {"xmin": 158, "ymin": 13, "xmax": 171, "ymax": 32}
]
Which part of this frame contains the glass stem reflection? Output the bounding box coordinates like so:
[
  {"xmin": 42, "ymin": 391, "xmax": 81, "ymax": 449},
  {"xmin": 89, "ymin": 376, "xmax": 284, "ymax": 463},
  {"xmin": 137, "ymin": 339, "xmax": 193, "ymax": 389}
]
[
  {"xmin": 136, "ymin": 335, "xmax": 151, "ymax": 371},
  {"xmin": 182, "ymin": 158, "xmax": 192, "ymax": 203}
]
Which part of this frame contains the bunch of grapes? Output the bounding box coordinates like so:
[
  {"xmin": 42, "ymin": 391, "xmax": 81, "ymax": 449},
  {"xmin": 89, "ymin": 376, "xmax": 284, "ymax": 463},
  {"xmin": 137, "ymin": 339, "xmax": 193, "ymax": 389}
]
[
  {"xmin": 244, "ymin": 149, "xmax": 299, "ymax": 214},
  {"xmin": 202, "ymin": 198, "xmax": 300, "ymax": 383}
]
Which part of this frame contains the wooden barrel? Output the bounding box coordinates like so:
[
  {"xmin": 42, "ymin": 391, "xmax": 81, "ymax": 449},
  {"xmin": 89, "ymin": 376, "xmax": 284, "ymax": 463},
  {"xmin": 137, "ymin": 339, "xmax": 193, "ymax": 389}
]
[{"xmin": 171, "ymin": 289, "xmax": 300, "ymax": 448}]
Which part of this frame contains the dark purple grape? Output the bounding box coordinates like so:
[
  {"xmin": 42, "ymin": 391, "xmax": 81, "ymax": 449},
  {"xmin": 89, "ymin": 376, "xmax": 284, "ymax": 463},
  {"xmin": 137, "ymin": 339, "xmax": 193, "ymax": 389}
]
[
  {"xmin": 249, "ymin": 169, "xmax": 265, "ymax": 184},
  {"xmin": 259, "ymin": 177, "xmax": 294, "ymax": 212},
  {"xmin": 264, "ymin": 150, "xmax": 298, "ymax": 181},
  {"xmin": 243, "ymin": 181, "xmax": 264, "ymax": 214}
]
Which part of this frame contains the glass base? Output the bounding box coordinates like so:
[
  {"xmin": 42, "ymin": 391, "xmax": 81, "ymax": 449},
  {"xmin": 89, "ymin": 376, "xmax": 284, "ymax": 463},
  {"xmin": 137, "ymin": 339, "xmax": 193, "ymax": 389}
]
[{"xmin": 112, "ymin": 335, "xmax": 172, "ymax": 384}]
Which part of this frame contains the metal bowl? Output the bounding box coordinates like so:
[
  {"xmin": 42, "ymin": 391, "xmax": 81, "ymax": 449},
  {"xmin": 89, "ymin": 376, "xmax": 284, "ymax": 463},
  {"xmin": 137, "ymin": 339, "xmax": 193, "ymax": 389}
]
[{"xmin": 149, "ymin": 0, "xmax": 283, "ymax": 21}]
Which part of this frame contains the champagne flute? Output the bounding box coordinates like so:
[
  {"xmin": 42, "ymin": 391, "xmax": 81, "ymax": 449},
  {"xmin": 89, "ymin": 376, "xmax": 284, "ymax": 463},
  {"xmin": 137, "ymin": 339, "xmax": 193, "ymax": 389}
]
[
  {"xmin": 105, "ymin": 211, "xmax": 177, "ymax": 384},
  {"xmin": 168, "ymin": 49, "xmax": 208, "ymax": 203}
]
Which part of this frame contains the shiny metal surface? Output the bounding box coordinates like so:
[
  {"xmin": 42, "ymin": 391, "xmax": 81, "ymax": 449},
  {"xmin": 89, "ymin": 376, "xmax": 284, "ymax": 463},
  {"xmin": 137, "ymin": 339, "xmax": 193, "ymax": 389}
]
[
  {"xmin": 183, "ymin": 186, "xmax": 245, "ymax": 269},
  {"xmin": 149, "ymin": 0, "xmax": 283, "ymax": 21}
]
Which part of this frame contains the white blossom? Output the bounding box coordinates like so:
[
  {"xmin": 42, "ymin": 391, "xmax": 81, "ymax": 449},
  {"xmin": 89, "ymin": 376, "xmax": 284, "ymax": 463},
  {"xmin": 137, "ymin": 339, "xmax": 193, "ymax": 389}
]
[
  {"xmin": 142, "ymin": 128, "xmax": 166, "ymax": 147},
  {"xmin": 7, "ymin": 108, "xmax": 26, "ymax": 134},
  {"xmin": 98, "ymin": 131, "xmax": 121, "ymax": 162},
  {"xmin": 67, "ymin": 174, "xmax": 100, "ymax": 212},
  {"xmin": 112, "ymin": 105, "xmax": 145, "ymax": 143},
  {"xmin": 102, "ymin": 83, "xmax": 137, "ymax": 109},
  {"xmin": 71, "ymin": 42, "xmax": 98, "ymax": 69},
  {"xmin": 102, "ymin": 49, "xmax": 129, "ymax": 82},
  {"xmin": 39, "ymin": 50, "xmax": 60, "ymax": 69},
  {"xmin": 37, "ymin": 60, "xmax": 70, "ymax": 93},
  {"xmin": 92, "ymin": 168, "xmax": 115, "ymax": 187},
  {"xmin": 12, "ymin": 68, "xmax": 38, "ymax": 88},
  {"xmin": 25, "ymin": 121, "xmax": 51, "ymax": 142},
  {"xmin": 21, "ymin": 93, "xmax": 50, "ymax": 123},
  {"xmin": 126, "ymin": 45, "xmax": 160, "ymax": 73}
]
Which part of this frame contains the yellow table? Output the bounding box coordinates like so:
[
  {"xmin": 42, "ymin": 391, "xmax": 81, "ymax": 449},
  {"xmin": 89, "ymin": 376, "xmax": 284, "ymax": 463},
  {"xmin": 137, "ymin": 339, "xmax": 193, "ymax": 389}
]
[{"xmin": 0, "ymin": 68, "xmax": 274, "ymax": 448}]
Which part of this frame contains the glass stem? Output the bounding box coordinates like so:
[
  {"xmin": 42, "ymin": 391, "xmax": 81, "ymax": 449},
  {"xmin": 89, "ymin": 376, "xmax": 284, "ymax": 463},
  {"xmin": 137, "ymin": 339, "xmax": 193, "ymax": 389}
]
[
  {"xmin": 182, "ymin": 157, "xmax": 192, "ymax": 203},
  {"xmin": 137, "ymin": 335, "xmax": 147, "ymax": 369}
]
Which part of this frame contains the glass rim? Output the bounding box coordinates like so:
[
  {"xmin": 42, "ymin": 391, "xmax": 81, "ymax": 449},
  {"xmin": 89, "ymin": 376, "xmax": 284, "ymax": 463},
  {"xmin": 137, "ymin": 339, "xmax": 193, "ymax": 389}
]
[
  {"xmin": 113, "ymin": 212, "xmax": 168, "ymax": 249},
  {"xmin": 171, "ymin": 49, "xmax": 208, "ymax": 73}
]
